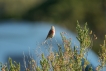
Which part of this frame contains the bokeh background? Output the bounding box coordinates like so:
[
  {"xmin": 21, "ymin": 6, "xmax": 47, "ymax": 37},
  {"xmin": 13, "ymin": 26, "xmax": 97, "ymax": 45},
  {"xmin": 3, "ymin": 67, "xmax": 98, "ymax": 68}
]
[
  {"xmin": 0, "ymin": 0, "xmax": 106, "ymax": 53},
  {"xmin": 0, "ymin": 0, "xmax": 106, "ymax": 70}
]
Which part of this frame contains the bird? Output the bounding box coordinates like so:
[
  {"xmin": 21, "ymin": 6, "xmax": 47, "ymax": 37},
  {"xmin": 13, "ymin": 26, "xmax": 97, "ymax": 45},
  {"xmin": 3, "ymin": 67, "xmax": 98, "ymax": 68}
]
[
  {"xmin": 45, "ymin": 26, "xmax": 55, "ymax": 40},
  {"xmin": 42, "ymin": 26, "xmax": 55, "ymax": 44}
]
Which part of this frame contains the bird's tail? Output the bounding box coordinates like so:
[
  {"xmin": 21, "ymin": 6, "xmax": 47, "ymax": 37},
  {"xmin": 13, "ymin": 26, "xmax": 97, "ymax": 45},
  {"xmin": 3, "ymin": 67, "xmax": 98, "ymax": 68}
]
[{"xmin": 41, "ymin": 40, "xmax": 47, "ymax": 45}]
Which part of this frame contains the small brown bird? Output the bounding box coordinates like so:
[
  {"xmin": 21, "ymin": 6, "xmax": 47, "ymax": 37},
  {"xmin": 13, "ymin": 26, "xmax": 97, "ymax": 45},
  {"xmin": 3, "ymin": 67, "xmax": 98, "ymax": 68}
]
[{"xmin": 45, "ymin": 26, "xmax": 55, "ymax": 40}]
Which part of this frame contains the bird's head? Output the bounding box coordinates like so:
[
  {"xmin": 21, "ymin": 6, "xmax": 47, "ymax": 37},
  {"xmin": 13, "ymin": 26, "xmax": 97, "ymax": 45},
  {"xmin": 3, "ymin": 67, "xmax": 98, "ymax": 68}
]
[{"xmin": 51, "ymin": 26, "xmax": 55, "ymax": 30}]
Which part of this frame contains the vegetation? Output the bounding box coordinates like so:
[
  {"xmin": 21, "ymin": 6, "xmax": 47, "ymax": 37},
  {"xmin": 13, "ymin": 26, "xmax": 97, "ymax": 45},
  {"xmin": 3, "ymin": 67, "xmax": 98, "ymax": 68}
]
[
  {"xmin": 0, "ymin": 0, "xmax": 106, "ymax": 53},
  {"xmin": 0, "ymin": 22, "xmax": 106, "ymax": 71}
]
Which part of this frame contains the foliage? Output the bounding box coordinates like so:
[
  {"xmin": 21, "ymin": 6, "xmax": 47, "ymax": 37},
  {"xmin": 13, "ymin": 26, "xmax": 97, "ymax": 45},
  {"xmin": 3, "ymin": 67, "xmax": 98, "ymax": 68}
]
[
  {"xmin": 0, "ymin": 22, "xmax": 106, "ymax": 71},
  {"xmin": 0, "ymin": 57, "xmax": 20, "ymax": 71},
  {"xmin": 96, "ymin": 35, "xmax": 106, "ymax": 71}
]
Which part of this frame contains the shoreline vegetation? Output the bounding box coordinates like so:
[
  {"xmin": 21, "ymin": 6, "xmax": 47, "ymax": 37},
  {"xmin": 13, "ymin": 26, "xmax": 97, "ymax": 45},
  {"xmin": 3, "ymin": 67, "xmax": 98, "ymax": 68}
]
[{"xmin": 0, "ymin": 21, "xmax": 106, "ymax": 71}]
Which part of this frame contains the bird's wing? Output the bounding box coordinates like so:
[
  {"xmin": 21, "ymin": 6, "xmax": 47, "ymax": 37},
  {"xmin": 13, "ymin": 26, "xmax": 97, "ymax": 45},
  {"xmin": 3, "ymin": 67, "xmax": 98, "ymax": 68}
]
[{"xmin": 46, "ymin": 29, "xmax": 53, "ymax": 40}]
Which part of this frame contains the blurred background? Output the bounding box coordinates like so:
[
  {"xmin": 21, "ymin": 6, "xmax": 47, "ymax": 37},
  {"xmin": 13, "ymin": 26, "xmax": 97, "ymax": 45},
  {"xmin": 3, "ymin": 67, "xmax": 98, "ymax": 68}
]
[
  {"xmin": 0, "ymin": 0, "xmax": 106, "ymax": 53},
  {"xmin": 0, "ymin": 0, "xmax": 106, "ymax": 70}
]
